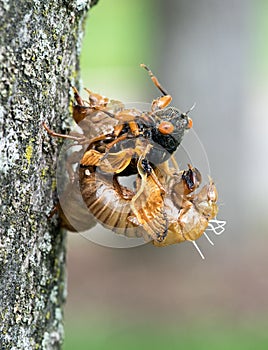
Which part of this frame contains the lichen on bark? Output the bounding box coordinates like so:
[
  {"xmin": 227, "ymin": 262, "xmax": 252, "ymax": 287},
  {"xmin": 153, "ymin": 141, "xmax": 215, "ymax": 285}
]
[{"xmin": 0, "ymin": 1, "xmax": 98, "ymax": 348}]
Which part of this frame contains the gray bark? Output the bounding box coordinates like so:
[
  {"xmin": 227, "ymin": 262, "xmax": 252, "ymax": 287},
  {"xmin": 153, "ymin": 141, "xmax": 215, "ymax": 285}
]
[{"xmin": 0, "ymin": 1, "xmax": 98, "ymax": 348}]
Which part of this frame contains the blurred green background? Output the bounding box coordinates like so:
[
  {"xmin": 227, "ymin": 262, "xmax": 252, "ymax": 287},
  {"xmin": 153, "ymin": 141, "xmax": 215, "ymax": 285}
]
[{"xmin": 64, "ymin": 0, "xmax": 268, "ymax": 349}]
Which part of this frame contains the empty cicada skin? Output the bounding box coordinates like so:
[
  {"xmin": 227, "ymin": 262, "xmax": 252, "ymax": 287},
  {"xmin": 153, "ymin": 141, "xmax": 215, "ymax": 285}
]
[
  {"xmin": 57, "ymin": 180, "xmax": 97, "ymax": 232},
  {"xmin": 79, "ymin": 163, "xmax": 168, "ymax": 242},
  {"xmin": 78, "ymin": 161, "xmax": 218, "ymax": 246},
  {"xmin": 153, "ymin": 172, "xmax": 218, "ymax": 247}
]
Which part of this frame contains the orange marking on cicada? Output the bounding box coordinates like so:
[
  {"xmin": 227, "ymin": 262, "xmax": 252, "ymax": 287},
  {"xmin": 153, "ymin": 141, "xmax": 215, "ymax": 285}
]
[
  {"xmin": 152, "ymin": 95, "xmax": 172, "ymax": 111},
  {"xmin": 158, "ymin": 121, "xmax": 174, "ymax": 135},
  {"xmin": 187, "ymin": 117, "xmax": 193, "ymax": 129},
  {"xmin": 128, "ymin": 121, "xmax": 140, "ymax": 136},
  {"xmin": 112, "ymin": 124, "xmax": 124, "ymax": 137}
]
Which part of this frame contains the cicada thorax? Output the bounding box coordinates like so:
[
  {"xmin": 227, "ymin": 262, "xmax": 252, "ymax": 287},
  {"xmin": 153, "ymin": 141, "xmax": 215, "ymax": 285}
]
[
  {"xmin": 74, "ymin": 86, "xmax": 193, "ymax": 174},
  {"xmin": 106, "ymin": 106, "xmax": 193, "ymax": 167}
]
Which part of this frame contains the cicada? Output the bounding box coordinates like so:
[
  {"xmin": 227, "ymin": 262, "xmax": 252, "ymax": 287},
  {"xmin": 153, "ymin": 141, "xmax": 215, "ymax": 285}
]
[{"xmin": 43, "ymin": 64, "xmax": 225, "ymax": 257}]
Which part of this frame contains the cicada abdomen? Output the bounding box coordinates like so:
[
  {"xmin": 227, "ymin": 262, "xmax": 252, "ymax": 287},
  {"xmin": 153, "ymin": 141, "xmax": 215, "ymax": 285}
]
[{"xmin": 79, "ymin": 165, "xmax": 168, "ymax": 242}]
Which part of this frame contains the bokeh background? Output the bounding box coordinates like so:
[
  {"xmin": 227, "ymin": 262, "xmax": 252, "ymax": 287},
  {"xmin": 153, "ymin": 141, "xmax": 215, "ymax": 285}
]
[{"xmin": 64, "ymin": 1, "xmax": 268, "ymax": 349}]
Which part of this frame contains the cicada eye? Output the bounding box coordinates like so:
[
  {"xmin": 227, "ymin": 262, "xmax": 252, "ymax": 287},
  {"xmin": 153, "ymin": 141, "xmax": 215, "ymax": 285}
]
[
  {"xmin": 187, "ymin": 117, "xmax": 193, "ymax": 129},
  {"xmin": 158, "ymin": 121, "xmax": 174, "ymax": 135}
]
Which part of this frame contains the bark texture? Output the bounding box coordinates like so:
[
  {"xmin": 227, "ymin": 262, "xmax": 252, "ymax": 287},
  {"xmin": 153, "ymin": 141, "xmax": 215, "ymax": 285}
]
[{"xmin": 0, "ymin": 1, "xmax": 98, "ymax": 348}]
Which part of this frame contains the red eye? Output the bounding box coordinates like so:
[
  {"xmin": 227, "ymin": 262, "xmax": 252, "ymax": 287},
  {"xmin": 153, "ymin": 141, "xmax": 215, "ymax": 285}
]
[
  {"xmin": 187, "ymin": 117, "xmax": 193, "ymax": 129},
  {"xmin": 158, "ymin": 121, "xmax": 174, "ymax": 135}
]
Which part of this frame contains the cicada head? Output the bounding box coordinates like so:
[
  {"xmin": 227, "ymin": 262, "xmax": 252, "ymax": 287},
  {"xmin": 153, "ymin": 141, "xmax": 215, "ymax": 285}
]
[{"xmin": 150, "ymin": 107, "xmax": 193, "ymax": 161}]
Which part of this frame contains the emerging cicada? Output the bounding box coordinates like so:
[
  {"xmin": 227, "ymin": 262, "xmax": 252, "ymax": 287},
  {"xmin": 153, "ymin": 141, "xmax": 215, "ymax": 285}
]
[{"xmin": 43, "ymin": 64, "xmax": 225, "ymax": 258}]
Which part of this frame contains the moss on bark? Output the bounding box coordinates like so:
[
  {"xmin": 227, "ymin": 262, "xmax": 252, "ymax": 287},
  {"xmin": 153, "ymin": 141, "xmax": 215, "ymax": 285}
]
[{"xmin": 0, "ymin": 1, "xmax": 98, "ymax": 348}]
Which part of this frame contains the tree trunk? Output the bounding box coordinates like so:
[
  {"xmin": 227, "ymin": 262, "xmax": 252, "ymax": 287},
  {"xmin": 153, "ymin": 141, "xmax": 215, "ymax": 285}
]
[{"xmin": 0, "ymin": 1, "xmax": 98, "ymax": 348}]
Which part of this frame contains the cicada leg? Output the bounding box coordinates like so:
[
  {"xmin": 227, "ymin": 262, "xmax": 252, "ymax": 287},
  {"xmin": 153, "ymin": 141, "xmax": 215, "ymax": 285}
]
[
  {"xmin": 80, "ymin": 147, "xmax": 135, "ymax": 174},
  {"xmin": 170, "ymin": 155, "xmax": 179, "ymax": 171},
  {"xmin": 140, "ymin": 63, "xmax": 172, "ymax": 111},
  {"xmin": 113, "ymin": 176, "xmax": 135, "ymax": 200},
  {"xmin": 129, "ymin": 155, "xmax": 168, "ymax": 242},
  {"xmin": 42, "ymin": 122, "xmax": 86, "ymax": 143},
  {"xmin": 104, "ymin": 133, "xmax": 128, "ymax": 151},
  {"xmin": 84, "ymin": 88, "xmax": 109, "ymax": 108},
  {"xmin": 80, "ymin": 149, "xmax": 104, "ymax": 167},
  {"xmin": 72, "ymin": 86, "xmax": 84, "ymax": 106},
  {"xmin": 72, "ymin": 86, "xmax": 112, "ymax": 124},
  {"xmin": 140, "ymin": 63, "xmax": 169, "ymax": 96}
]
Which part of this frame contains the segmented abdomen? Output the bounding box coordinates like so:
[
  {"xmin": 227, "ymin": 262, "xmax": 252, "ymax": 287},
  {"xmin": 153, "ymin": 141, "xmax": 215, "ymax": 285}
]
[
  {"xmin": 79, "ymin": 168, "xmax": 144, "ymax": 238},
  {"xmin": 79, "ymin": 167, "xmax": 168, "ymax": 241}
]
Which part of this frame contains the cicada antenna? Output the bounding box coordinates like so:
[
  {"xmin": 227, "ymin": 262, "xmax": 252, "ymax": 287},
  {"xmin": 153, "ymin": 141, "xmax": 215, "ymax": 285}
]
[{"xmin": 185, "ymin": 102, "xmax": 196, "ymax": 115}]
